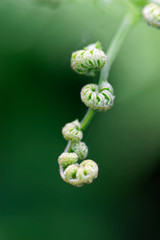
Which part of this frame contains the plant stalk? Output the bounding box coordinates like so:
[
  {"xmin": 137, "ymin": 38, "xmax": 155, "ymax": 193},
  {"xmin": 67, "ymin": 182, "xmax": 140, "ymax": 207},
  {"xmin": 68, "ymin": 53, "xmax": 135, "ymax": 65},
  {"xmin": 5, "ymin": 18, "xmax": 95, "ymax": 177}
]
[
  {"xmin": 99, "ymin": 13, "xmax": 138, "ymax": 84},
  {"xmin": 81, "ymin": 108, "xmax": 96, "ymax": 131}
]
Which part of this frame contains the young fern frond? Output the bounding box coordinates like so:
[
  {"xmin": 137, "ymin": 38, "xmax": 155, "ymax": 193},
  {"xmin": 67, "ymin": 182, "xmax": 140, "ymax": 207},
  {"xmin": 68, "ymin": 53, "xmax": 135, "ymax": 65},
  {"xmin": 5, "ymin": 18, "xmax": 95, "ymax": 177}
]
[
  {"xmin": 58, "ymin": 1, "xmax": 160, "ymax": 187},
  {"xmin": 143, "ymin": 3, "xmax": 160, "ymax": 28},
  {"xmin": 62, "ymin": 120, "xmax": 83, "ymax": 142},
  {"xmin": 81, "ymin": 82, "xmax": 115, "ymax": 111},
  {"xmin": 71, "ymin": 42, "xmax": 107, "ymax": 76}
]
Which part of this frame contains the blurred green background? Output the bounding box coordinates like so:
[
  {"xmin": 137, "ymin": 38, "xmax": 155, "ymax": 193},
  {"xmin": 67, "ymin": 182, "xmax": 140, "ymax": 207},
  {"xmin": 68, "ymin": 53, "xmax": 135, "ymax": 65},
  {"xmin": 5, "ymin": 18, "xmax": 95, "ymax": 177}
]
[{"xmin": 0, "ymin": 0, "xmax": 160, "ymax": 239}]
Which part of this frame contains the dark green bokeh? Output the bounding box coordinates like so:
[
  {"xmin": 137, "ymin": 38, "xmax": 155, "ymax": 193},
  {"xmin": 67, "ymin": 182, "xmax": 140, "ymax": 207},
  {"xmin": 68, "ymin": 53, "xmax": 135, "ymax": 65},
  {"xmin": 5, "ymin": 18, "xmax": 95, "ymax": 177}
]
[{"xmin": 0, "ymin": 1, "xmax": 160, "ymax": 240}]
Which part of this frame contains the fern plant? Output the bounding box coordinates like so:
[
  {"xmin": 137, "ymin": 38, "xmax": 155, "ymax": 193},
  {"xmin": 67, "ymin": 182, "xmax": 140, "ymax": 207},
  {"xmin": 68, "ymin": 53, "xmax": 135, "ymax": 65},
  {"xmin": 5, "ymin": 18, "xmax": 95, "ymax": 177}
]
[{"xmin": 57, "ymin": 0, "xmax": 160, "ymax": 187}]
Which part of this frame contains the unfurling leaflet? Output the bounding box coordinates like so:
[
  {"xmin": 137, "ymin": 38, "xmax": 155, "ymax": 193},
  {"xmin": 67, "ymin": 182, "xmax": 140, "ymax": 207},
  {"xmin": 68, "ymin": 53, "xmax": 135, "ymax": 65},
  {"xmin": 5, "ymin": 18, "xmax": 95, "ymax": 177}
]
[
  {"xmin": 62, "ymin": 120, "xmax": 83, "ymax": 142},
  {"xmin": 71, "ymin": 42, "xmax": 107, "ymax": 76},
  {"xmin": 143, "ymin": 3, "xmax": 160, "ymax": 28},
  {"xmin": 71, "ymin": 141, "xmax": 88, "ymax": 160},
  {"xmin": 81, "ymin": 82, "xmax": 115, "ymax": 111}
]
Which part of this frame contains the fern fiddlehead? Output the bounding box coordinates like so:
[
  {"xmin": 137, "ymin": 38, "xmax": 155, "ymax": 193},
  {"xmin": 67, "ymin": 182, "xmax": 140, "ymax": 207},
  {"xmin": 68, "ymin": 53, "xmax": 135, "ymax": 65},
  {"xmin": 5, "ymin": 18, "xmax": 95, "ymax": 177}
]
[
  {"xmin": 62, "ymin": 120, "xmax": 83, "ymax": 142},
  {"xmin": 81, "ymin": 82, "xmax": 115, "ymax": 111},
  {"xmin": 71, "ymin": 42, "xmax": 107, "ymax": 76},
  {"xmin": 143, "ymin": 3, "xmax": 160, "ymax": 28}
]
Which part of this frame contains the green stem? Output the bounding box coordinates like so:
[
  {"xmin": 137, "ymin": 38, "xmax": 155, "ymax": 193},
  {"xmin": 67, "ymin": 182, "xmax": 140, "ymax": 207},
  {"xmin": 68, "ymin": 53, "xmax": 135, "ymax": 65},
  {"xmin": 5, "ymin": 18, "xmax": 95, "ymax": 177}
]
[
  {"xmin": 99, "ymin": 13, "xmax": 138, "ymax": 85},
  {"xmin": 64, "ymin": 140, "xmax": 72, "ymax": 153},
  {"xmin": 81, "ymin": 108, "xmax": 96, "ymax": 131}
]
